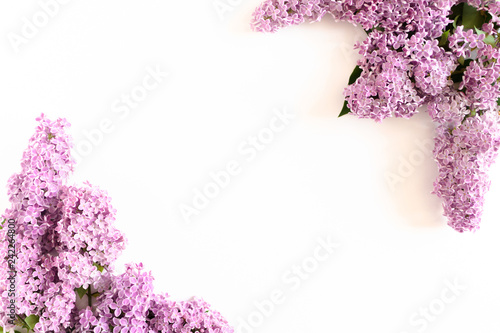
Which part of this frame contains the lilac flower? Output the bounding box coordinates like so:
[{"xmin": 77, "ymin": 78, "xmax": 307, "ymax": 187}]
[
  {"xmin": 344, "ymin": 30, "xmax": 426, "ymax": 121},
  {"xmin": 1, "ymin": 116, "xmax": 233, "ymax": 331},
  {"xmin": 251, "ymin": 0, "xmax": 330, "ymax": 32},
  {"xmin": 148, "ymin": 293, "xmax": 234, "ymax": 333},
  {"xmin": 252, "ymin": 0, "xmax": 454, "ymax": 35},
  {"xmin": 427, "ymin": 88, "xmax": 470, "ymax": 126},
  {"xmin": 433, "ymin": 112, "xmax": 500, "ymax": 232},
  {"xmin": 252, "ymin": 0, "xmax": 500, "ymax": 230},
  {"xmin": 79, "ymin": 306, "xmax": 98, "ymax": 329},
  {"xmin": 56, "ymin": 183, "xmax": 127, "ymax": 269}
]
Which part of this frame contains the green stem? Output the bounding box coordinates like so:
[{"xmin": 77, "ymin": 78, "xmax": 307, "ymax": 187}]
[
  {"xmin": 88, "ymin": 285, "xmax": 92, "ymax": 308},
  {"xmin": 16, "ymin": 315, "xmax": 29, "ymax": 332}
]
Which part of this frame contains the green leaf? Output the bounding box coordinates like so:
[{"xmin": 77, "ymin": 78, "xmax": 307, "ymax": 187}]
[
  {"xmin": 338, "ymin": 65, "xmax": 362, "ymax": 118},
  {"xmin": 24, "ymin": 315, "xmax": 39, "ymax": 330},
  {"xmin": 462, "ymin": 3, "xmax": 486, "ymax": 30},
  {"xmin": 348, "ymin": 65, "xmax": 363, "ymax": 85},
  {"xmin": 447, "ymin": 3, "xmax": 463, "ymax": 30},
  {"xmin": 450, "ymin": 2, "xmax": 464, "ymax": 21},
  {"xmin": 0, "ymin": 326, "xmax": 3, "ymax": 333},
  {"xmin": 338, "ymin": 100, "xmax": 351, "ymax": 117},
  {"xmin": 474, "ymin": 27, "xmax": 496, "ymax": 45},
  {"xmin": 75, "ymin": 286, "xmax": 88, "ymax": 299},
  {"xmin": 93, "ymin": 262, "xmax": 105, "ymax": 273},
  {"xmin": 462, "ymin": 59, "xmax": 473, "ymax": 68},
  {"xmin": 439, "ymin": 30, "xmax": 450, "ymax": 47},
  {"xmin": 451, "ymin": 72, "xmax": 463, "ymax": 83},
  {"xmin": 484, "ymin": 34, "xmax": 496, "ymax": 45},
  {"xmin": 497, "ymin": 97, "xmax": 500, "ymax": 106}
]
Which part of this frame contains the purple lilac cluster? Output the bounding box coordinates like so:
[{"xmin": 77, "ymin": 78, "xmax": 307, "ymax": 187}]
[
  {"xmin": 433, "ymin": 112, "xmax": 500, "ymax": 232},
  {"xmin": 252, "ymin": 0, "xmax": 455, "ymax": 119},
  {"xmin": 252, "ymin": 0, "xmax": 500, "ymax": 231},
  {"xmin": 251, "ymin": 0, "xmax": 330, "ymax": 33},
  {"xmin": 0, "ymin": 115, "xmax": 233, "ymax": 332}
]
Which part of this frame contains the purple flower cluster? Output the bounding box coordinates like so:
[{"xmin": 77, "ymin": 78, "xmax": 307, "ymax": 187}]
[
  {"xmin": 254, "ymin": 0, "xmax": 455, "ymax": 120},
  {"xmin": 252, "ymin": 0, "xmax": 500, "ymax": 231},
  {"xmin": 0, "ymin": 115, "xmax": 233, "ymax": 332},
  {"xmin": 252, "ymin": 0, "xmax": 453, "ymax": 36},
  {"xmin": 433, "ymin": 112, "xmax": 500, "ymax": 232},
  {"xmin": 251, "ymin": 0, "xmax": 330, "ymax": 33},
  {"xmin": 148, "ymin": 292, "xmax": 232, "ymax": 332}
]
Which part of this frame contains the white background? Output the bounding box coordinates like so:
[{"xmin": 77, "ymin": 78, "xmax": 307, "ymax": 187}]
[{"xmin": 1, "ymin": 1, "xmax": 500, "ymax": 332}]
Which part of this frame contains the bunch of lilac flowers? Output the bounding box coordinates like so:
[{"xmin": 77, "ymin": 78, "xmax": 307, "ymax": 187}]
[
  {"xmin": 0, "ymin": 115, "xmax": 233, "ymax": 332},
  {"xmin": 252, "ymin": 0, "xmax": 500, "ymax": 232}
]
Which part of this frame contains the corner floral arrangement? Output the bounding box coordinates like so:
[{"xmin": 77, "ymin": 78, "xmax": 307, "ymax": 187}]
[
  {"xmin": 251, "ymin": 0, "xmax": 500, "ymax": 232},
  {"xmin": 0, "ymin": 115, "xmax": 234, "ymax": 332}
]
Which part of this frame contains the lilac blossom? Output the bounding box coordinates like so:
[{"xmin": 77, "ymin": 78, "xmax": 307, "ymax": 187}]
[
  {"xmin": 427, "ymin": 87, "xmax": 470, "ymax": 127},
  {"xmin": 251, "ymin": 0, "xmax": 330, "ymax": 33},
  {"xmin": 433, "ymin": 112, "xmax": 500, "ymax": 232},
  {"xmin": 148, "ymin": 293, "xmax": 233, "ymax": 333},
  {"xmin": 1, "ymin": 115, "xmax": 233, "ymax": 332},
  {"xmin": 252, "ymin": 0, "xmax": 500, "ymax": 231}
]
